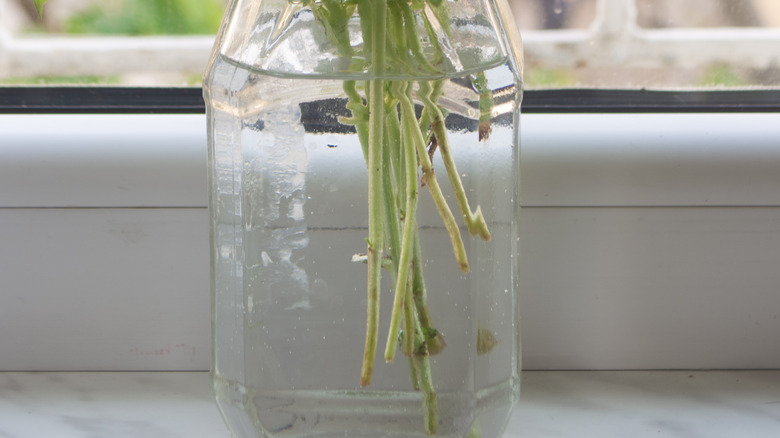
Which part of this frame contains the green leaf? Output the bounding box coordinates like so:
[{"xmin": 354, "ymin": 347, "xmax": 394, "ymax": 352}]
[{"xmin": 34, "ymin": 0, "xmax": 48, "ymax": 18}]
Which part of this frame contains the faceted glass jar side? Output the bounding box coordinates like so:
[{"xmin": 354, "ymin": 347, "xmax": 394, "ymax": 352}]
[{"xmin": 204, "ymin": 1, "xmax": 522, "ymax": 437}]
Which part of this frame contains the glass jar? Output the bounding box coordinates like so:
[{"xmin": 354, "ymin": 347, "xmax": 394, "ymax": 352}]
[{"xmin": 204, "ymin": 0, "xmax": 522, "ymax": 437}]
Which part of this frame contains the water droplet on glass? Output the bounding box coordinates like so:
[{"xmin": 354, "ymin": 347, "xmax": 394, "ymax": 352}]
[{"xmin": 553, "ymin": 0, "xmax": 563, "ymax": 15}]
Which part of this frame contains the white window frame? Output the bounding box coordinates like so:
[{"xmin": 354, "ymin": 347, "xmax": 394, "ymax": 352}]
[
  {"xmin": 2, "ymin": 109, "xmax": 780, "ymax": 372},
  {"xmin": 1, "ymin": 0, "xmax": 780, "ymax": 373}
]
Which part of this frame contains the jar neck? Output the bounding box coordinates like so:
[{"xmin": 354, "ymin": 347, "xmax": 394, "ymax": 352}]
[{"xmin": 212, "ymin": 0, "xmax": 519, "ymax": 79}]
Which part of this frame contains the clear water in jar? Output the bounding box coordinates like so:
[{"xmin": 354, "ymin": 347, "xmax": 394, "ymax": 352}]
[{"xmin": 206, "ymin": 53, "xmax": 521, "ymax": 438}]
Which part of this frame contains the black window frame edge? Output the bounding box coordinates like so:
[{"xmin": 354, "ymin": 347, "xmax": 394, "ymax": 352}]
[{"xmin": 1, "ymin": 87, "xmax": 779, "ymax": 114}]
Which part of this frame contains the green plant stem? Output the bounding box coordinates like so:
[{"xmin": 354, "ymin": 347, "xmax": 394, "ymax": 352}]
[
  {"xmin": 396, "ymin": 82, "xmax": 470, "ymax": 272},
  {"xmin": 411, "ymin": 233, "xmax": 432, "ymax": 327},
  {"xmin": 417, "ymin": 79, "xmax": 444, "ymax": 149},
  {"xmin": 418, "ymin": 80, "xmax": 491, "ymax": 241},
  {"xmin": 384, "ymin": 82, "xmax": 420, "ymax": 362},
  {"xmin": 411, "ymin": 322, "xmax": 439, "ymax": 435},
  {"xmin": 382, "ymin": 94, "xmax": 403, "ymax": 263},
  {"xmin": 360, "ymin": 0, "xmax": 387, "ymax": 388},
  {"xmin": 410, "ymin": 232, "xmax": 445, "ymax": 355},
  {"xmin": 386, "ymin": 81, "xmax": 441, "ymax": 434},
  {"xmin": 403, "ymin": 273, "xmax": 416, "ymax": 357},
  {"xmin": 399, "ymin": 1, "xmax": 438, "ymax": 74},
  {"xmin": 384, "ymin": 90, "xmax": 405, "ymax": 213},
  {"xmin": 415, "ymin": 356, "xmax": 438, "ymax": 435},
  {"xmin": 381, "ymin": 81, "xmax": 423, "ymax": 388},
  {"xmin": 343, "ymin": 80, "xmax": 369, "ymax": 160},
  {"xmin": 380, "ymin": 86, "xmax": 415, "ymax": 363},
  {"xmin": 34, "ymin": 0, "xmax": 48, "ymax": 18},
  {"xmin": 473, "ymin": 71, "xmax": 494, "ymax": 141}
]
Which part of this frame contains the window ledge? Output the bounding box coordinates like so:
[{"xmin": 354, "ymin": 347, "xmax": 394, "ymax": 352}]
[
  {"xmin": 3, "ymin": 112, "xmax": 780, "ymax": 208},
  {"xmin": 1, "ymin": 371, "xmax": 778, "ymax": 437},
  {"xmin": 3, "ymin": 111, "xmax": 780, "ymax": 371}
]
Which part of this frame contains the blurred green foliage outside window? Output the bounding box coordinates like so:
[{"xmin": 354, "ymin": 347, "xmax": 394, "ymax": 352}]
[{"xmin": 64, "ymin": 0, "xmax": 224, "ymax": 35}]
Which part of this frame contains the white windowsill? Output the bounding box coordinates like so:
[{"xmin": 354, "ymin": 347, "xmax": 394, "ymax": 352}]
[
  {"xmin": 2, "ymin": 112, "xmax": 780, "ymax": 372},
  {"xmin": 1, "ymin": 370, "xmax": 778, "ymax": 437},
  {"xmin": 4, "ymin": 113, "xmax": 780, "ymax": 208}
]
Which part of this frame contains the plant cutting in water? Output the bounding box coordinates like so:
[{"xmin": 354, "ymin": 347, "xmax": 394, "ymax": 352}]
[{"xmin": 297, "ymin": 0, "xmax": 494, "ymax": 433}]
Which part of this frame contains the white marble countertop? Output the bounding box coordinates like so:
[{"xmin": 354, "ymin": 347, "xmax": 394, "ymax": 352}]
[{"xmin": 1, "ymin": 370, "xmax": 778, "ymax": 437}]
